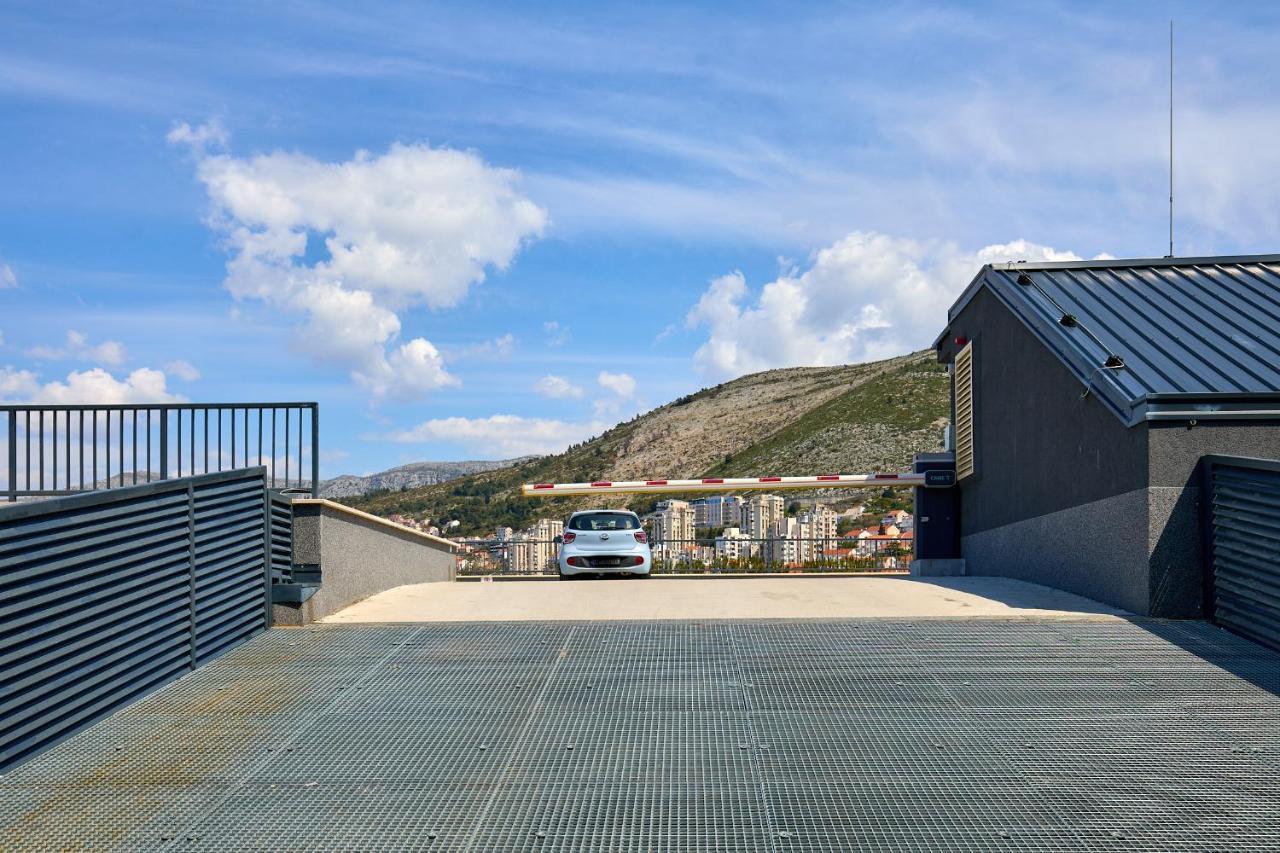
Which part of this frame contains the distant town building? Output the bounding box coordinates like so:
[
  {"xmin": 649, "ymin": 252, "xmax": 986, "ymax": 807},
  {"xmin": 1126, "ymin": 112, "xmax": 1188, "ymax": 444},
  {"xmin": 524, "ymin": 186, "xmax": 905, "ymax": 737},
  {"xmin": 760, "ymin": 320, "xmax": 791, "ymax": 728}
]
[
  {"xmin": 650, "ymin": 499, "xmax": 695, "ymax": 547},
  {"xmin": 881, "ymin": 510, "xmax": 912, "ymax": 530},
  {"xmin": 715, "ymin": 526, "xmax": 754, "ymax": 562},
  {"xmin": 742, "ymin": 494, "xmax": 784, "ymax": 541},
  {"xmin": 691, "ymin": 495, "xmax": 743, "ymax": 528},
  {"xmin": 508, "ymin": 518, "xmax": 563, "ymax": 573}
]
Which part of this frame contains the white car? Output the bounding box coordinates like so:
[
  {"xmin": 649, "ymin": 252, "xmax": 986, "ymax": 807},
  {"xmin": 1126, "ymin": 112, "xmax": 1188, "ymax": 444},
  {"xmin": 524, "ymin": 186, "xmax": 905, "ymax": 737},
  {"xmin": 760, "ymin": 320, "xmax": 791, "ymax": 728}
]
[{"xmin": 557, "ymin": 510, "xmax": 651, "ymax": 579}]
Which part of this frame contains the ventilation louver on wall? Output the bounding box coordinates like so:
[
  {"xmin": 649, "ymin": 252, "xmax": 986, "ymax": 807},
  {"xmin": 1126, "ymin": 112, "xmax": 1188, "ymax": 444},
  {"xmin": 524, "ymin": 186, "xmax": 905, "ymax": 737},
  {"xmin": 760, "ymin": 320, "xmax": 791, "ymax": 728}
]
[{"xmin": 954, "ymin": 341, "xmax": 975, "ymax": 480}]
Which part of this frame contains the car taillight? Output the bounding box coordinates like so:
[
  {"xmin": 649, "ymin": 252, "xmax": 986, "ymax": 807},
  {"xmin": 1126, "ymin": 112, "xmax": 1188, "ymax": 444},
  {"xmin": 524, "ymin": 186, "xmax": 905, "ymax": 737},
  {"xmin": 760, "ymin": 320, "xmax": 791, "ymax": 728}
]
[
  {"xmin": 561, "ymin": 532, "xmax": 576, "ymax": 544},
  {"xmin": 634, "ymin": 531, "xmax": 647, "ymax": 543}
]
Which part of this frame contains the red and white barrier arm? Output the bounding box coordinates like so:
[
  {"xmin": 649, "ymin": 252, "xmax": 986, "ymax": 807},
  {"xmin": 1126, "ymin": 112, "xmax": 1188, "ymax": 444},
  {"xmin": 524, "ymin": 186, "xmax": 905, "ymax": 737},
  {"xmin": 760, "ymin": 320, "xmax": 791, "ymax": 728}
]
[{"xmin": 521, "ymin": 472, "xmax": 926, "ymax": 498}]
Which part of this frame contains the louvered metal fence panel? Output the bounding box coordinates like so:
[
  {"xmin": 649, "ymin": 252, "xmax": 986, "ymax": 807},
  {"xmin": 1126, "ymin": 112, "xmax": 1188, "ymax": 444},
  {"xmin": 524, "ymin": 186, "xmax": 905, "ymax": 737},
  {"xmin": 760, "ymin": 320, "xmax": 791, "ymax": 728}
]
[
  {"xmin": 0, "ymin": 467, "xmax": 268, "ymax": 772},
  {"xmin": 268, "ymin": 490, "xmax": 295, "ymax": 584},
  {"xmin": 1203, "ymin": 455, "xmax": 1280, "ymax": 652},
  {"xmin": 192, "ymin": 472, "xmax": 271, "ymax": 665}
]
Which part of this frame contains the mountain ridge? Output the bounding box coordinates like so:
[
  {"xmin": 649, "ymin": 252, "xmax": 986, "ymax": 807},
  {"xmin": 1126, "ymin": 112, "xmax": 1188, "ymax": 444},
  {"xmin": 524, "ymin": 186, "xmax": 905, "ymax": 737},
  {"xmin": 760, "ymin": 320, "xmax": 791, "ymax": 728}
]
[
  {"xmin": 350, "ymin": 349, "xmax": 949, "ymax": 535},
  {"xmin": 319, "ymin": 457, "xmax": 532, "ymax": 498}
]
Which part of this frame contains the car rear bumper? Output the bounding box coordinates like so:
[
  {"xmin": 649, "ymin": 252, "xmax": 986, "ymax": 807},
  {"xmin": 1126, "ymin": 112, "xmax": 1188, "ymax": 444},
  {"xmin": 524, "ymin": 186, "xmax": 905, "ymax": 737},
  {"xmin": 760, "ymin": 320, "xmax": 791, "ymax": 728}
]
[{"xmin": 559, "ymin": 554, "xmax": 650, "ymax": 575}]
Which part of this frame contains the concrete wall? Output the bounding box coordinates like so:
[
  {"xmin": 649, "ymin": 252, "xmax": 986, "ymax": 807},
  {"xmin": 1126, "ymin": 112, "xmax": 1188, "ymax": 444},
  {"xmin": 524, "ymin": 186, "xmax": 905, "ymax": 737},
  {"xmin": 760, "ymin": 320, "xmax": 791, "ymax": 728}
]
[{"xmin": 273, "ymin": 500, "xmax": 456, "ymax": 625}]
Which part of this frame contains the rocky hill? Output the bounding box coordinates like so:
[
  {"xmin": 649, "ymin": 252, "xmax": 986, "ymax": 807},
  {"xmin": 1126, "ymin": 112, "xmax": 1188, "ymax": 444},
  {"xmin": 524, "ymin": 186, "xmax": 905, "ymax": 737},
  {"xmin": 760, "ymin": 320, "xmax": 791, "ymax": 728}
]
[
  {"xmin": 319, "ymin": 458, "xmax": 529, "ymax": 499},
  {"xmin": 350, "ymin": 350, "xmax": 950, "ymax": 535}
]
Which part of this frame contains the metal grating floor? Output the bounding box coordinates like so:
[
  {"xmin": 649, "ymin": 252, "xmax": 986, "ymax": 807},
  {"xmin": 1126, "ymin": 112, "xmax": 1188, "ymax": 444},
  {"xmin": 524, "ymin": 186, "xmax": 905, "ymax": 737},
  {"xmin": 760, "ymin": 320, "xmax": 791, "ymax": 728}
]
[{"xmin": 3, "ymin": 618, "xmax": 1280, "ymax": 851}]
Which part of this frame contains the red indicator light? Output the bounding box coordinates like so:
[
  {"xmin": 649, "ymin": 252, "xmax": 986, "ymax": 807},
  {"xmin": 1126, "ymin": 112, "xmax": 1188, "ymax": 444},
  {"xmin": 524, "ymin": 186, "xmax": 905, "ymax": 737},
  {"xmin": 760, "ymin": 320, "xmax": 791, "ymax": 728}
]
[{"xmin": 954, "ymin": 336, "xmax": 968, "ymax": 346}]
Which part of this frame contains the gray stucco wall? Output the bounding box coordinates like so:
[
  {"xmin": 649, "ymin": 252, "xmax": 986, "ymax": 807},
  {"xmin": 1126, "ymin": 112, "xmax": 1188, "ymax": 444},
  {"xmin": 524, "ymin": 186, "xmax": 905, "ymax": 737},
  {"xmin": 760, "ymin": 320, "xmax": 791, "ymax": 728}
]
[
  {"xmin": 960, "ymin": 488, "xmax": 1153, "ymax": 614},
  {"xmin": 939, "ymin": 288, "xmax": 1148, "ymax": 537},
  {"xmin": 959, "ymin": 485, "xmax": 1201, "ymax": 617},
  {"xmin": 273, "ymin": 501, "xmax": 456, "ymax": 625}
]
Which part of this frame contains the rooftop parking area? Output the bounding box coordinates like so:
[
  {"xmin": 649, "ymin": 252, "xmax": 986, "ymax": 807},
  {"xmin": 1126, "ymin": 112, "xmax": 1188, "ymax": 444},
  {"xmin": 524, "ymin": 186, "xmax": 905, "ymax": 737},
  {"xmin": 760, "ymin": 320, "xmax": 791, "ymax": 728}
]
[
  {"xmin": 4, "ymin": 614, "xmax": 1279, "ymax": 851},
  {"xmin": 321, "ymin": 575, "xmax": 1128, "ymax": 623}
]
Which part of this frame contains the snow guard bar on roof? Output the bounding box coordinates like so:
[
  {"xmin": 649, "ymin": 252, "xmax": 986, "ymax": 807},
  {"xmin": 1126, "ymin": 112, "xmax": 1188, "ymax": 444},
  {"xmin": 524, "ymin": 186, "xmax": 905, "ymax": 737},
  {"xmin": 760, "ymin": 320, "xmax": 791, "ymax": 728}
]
[{"xmin": 521, "ymin": 471, "xmax": 955, "ymax": 498}]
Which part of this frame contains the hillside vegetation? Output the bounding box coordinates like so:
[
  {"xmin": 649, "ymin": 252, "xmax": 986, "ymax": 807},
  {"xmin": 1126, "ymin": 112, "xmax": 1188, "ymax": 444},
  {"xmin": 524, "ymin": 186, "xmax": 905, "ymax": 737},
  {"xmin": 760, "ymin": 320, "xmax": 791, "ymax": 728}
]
[{"xmin": 350, "ymin": 350, "xmax": 950, "ymax": 535}]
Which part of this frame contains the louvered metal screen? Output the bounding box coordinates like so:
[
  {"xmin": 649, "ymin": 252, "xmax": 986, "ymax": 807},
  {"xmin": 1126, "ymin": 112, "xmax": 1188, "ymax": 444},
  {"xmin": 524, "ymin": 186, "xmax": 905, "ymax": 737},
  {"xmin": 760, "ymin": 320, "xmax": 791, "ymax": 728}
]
[
  {"xmin": 268, "ymin": 490, "xmax": 295, "ymax": 585},
  {"xmin": 953, "ymin": 341, "xmax": 975, "ymax": 480},
  {"xmin": 1203, "ymin": 455, "xmax": 1280, "ymax": 651},
  {"xmin": 0, "ymin": 467, "xmax": 269, "ymax": 772}
]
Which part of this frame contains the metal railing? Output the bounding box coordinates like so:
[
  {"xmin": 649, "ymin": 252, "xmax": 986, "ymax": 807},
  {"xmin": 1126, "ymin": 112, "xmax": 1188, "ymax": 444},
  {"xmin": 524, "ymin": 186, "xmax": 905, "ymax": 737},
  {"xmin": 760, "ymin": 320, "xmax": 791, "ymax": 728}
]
[
  {"xmin": 455, "ymin": 536, "xmax": 914, "ymax": 576},
  {"xmin": 3, "ymin": 403, "xmax": 318, "ymax": 501}
]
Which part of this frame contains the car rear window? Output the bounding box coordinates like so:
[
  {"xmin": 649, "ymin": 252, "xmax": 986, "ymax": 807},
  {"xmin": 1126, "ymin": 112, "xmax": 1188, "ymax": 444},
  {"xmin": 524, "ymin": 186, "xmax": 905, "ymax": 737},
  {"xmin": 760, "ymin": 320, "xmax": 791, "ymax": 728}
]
[{"xmin": 569, "ymin": 512, "xmax": 640, "ymax": 531}]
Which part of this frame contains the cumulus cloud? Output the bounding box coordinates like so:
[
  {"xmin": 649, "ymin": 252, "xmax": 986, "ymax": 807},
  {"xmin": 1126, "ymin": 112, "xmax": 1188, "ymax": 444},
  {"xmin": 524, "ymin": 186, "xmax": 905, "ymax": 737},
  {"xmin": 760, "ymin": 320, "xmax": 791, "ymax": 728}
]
[
  {"xmin": 27, "ymin": 330, "xmax": 128, "ymax": 367},
  {"xmin": 534, "ymin": 374, "xmax": 584, "ymax": 399},
  {"xmin": 176, "ymin": 134, "xmax": 546, "ymax": 400},
  {"xmin": 378, "ymin": 414, "xmax": 604, "ymax": 457},
  {"xmin": 0, "ymin": 366, "xmax": 180, "ymax": 403},
  {"xmin": 686, "ymin": 231, "xmax": 1087, "ymax": 378},
  {"xmin": 165, "ymin": 359, "xmax": 201, "ymax": 381},
  {"xmin": 597, "ymin": 371, "xmax": 636, "ymax": 398},
  {"xmin": 0, "ymin": 263, "xmax": 16, "ymax": 288}
]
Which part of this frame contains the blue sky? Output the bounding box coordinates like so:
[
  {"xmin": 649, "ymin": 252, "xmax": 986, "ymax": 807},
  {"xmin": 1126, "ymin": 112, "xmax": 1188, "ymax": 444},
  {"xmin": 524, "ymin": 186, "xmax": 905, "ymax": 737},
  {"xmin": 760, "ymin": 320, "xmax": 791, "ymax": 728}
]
[{"xmin": 3, "ymin": 1, "xmax": 1280, "ymax": 475}]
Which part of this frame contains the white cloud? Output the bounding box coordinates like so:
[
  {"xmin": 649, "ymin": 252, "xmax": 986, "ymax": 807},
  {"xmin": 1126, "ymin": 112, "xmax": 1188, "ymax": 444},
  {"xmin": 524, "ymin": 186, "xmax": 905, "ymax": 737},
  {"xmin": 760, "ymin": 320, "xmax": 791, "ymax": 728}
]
[
  {"xmin": 178, "ymin": 137, "xmax": 546, "ymax": 400},
  {"xmin": 165, "ymin": 359, "xmax": 201, "ymax": 381},
  {"xmin": 166, "ymin": 119, "xmax": 228, "ymax": 152},
  {"xmin": 26, "ymin": 330, "xmax": 128, "ymax": 367},
  {"xmin": 597, "ymin": 370, "xmax": 636, "ymax": 398},
  {"xmin": 543, "ymin": 320, "xmax": 570, "ymax": 347},
  {"xmin": 686, "ymin": 231, "xmax": 1085, "ymax": 378},
  {"xmin": 0, "ymin": 366, "xmax": 181, "ymax": 403},
  {"xmin": 0, "ymin": 263, "xmax": 16, "ymax": 288},
  {"xmin": 534, "ymin": 374, "xmax": 584, "ymax": 399},
  {"xmin": 378, "ymin": 414, "xmax": 604, "ymax": 457}
]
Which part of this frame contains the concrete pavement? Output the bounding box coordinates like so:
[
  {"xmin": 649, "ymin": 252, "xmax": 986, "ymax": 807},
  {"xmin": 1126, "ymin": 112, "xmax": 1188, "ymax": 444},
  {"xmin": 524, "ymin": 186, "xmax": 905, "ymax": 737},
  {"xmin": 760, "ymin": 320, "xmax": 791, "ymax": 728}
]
[{"xmin": 320, "ymin": 574, "xmax": 1128, "ymax": 623}]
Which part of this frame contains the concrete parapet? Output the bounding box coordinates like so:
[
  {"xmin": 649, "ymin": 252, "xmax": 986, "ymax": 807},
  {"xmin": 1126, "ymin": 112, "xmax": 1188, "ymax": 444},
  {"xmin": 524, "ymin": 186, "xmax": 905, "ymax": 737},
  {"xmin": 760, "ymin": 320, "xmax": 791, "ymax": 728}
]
[{"xmin": 273, "ymin": 499, "xmax": 456, "ymax": 625}]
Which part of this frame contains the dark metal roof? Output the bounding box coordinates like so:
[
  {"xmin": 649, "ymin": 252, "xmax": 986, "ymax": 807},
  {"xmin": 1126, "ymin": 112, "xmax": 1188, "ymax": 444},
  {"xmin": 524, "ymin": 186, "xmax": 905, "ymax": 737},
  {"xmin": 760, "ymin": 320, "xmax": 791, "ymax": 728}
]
[{"xmin": 937, "ymin": 254, "xmax": 1280, "ymax": 426}]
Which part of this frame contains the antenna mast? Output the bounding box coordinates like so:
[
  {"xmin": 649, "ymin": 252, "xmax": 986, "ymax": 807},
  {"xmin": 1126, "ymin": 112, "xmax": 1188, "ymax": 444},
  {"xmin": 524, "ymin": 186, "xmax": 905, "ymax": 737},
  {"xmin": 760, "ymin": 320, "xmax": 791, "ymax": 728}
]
[{"xmin": 1168, "ymin": 19, "xmax": 1174, "ymax": 257}]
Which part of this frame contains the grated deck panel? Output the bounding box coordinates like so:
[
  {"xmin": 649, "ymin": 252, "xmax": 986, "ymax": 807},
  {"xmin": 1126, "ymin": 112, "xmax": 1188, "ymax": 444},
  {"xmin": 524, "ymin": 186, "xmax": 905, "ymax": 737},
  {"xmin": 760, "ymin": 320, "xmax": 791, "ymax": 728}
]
[{"xmin": 3, "ymin": 619, "xmax": 1280, "ymax": 851}]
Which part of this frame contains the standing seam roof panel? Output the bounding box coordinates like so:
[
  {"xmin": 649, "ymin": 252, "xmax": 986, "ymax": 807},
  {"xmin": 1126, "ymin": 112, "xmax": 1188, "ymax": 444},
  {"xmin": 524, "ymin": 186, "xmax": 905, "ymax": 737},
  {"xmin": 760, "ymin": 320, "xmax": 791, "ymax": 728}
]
[
  {"xmin": 945, "ymin": 256, "xmax": 1280, "ymax": 426},
  {"xmin": 1086, "ymin": 266, "xmax": 1249, "ymax": 391}
]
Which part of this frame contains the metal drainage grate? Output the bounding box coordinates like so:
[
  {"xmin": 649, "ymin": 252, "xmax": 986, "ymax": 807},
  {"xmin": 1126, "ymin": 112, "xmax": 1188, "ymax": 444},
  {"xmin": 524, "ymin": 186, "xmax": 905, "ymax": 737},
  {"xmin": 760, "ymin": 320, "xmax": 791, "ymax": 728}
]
[{"xmin": 1, "ymin": 619, "xmax": 1279, "ymax": 851}]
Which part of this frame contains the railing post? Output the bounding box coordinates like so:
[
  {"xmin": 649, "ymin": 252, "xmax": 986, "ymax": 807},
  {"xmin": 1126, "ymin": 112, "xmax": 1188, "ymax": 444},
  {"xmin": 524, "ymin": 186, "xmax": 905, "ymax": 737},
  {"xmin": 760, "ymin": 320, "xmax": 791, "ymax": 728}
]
[
  {"xmin": 159, "ymin": 409, "xmax": 169, "ymax": 481},
  {"xmin": 6, "ymin": 411, "xmax": 16, "ymax": 502},
  {"xmin": 310, "ymin": 404, "xmax": 320, "ymax": 497},
  {"xmin": 263, "ymin": 477, "xmax": 274, "ymax": 629},
  {"xmin": 186, "ymin": 478, "xmax": 197, "ymax": 671}
]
